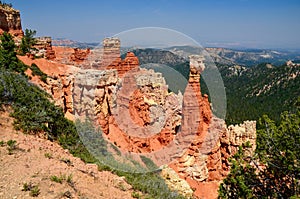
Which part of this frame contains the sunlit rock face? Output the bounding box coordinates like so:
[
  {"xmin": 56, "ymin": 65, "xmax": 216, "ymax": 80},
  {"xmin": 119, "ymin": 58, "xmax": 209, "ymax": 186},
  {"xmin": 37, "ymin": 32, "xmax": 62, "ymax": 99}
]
[
  {"xmin": 0, "ymin": 5, "xmax": 23, "ymax": 39},
  {"xmin": 21, "ymin": 36, "xmax": 256, "ymax": 199}
]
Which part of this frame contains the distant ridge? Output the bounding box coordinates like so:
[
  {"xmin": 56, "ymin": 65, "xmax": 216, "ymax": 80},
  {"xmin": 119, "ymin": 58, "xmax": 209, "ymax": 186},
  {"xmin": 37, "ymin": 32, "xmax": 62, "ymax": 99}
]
[{"xmin": 52, "ymin": 38, "xmax": 98, "ymax": 49}]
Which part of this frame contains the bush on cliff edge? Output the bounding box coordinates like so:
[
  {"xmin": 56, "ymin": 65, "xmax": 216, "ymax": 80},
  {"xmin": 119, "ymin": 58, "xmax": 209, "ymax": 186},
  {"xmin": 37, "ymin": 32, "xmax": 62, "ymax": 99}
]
[{"xmin": 219, "ymin": 101, "xmax": 300, "ymax": 198}]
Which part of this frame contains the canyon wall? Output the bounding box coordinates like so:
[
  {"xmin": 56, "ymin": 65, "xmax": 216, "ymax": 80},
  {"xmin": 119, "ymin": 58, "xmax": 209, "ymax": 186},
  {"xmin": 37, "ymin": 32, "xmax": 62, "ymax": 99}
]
[
  {"xmin": 0, "ymin": 5, "xmax": 23, "ymax": 39},
  {"xmin": 34, "ymin": 37, "xmax": 56, "ymax": 60},
  {"xmin": 68, "ymin": 38, "xmax": 256, "ymax": 199},
  {"xmin": 21, "ymin": 37, "xmax": 256, "ymax": 199}
]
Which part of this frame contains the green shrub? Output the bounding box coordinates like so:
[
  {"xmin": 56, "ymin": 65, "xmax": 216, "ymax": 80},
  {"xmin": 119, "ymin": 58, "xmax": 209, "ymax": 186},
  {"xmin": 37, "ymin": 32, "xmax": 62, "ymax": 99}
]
[
  {"xmin": 19, "ymin": 29, "xmax": 37, "ymax": 55},
  {"xmin": 6, "ymin": 139, "xmax": 17, "ymax": 155},
  {"xmin": 30, "ymin": 63, "xmax": 47, "ymax": 83},
  {"xmin": 22, "ymin": 182, "xmax": 32, "ymax": 192},
  {"xmin": 140, "ymin": 155, "xmax": 158, "ymax": 170},
  {"xmin": 44, "ymin": 152, "xmax": 53, "ymax": 159},
  {"xmin": 22, "ymin": 182, "xmax": 40, "ymax": 197},
  {"xmin": 50, "ymin": 174, "xmax": 65, "ymax": 184},
  {"xmin": 29, "ymin": 185, "xmax": 40, "ymax": 197},
  {"xmin": 66, "ymin": 174, "xmax": 73, "ymax": 184},
  {"xmin": 132, "ymin": 191, "xmax": 141, "ymax": 199},
  {"xmin": 219, "ymin": 107, "xmax": 300, "ymax": 198}
]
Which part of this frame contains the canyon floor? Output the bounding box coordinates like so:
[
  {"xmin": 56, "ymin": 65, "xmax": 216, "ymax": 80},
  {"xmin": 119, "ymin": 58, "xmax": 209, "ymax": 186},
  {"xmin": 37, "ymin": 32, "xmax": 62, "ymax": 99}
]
[{"xmin": 0, "ymin": 108, "xmax": 135, "ymax": 199}]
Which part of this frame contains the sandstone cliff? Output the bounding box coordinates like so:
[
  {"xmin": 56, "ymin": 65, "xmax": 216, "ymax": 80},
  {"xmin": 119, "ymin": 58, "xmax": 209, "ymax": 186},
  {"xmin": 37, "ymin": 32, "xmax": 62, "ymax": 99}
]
[
  {"xmin": 19, "ymin": 37, "xmax": 256, "ymax": 199},
  {"xmin": 0, "ymin": 5, "xmax": 58, "ymax": 60},
  {"xmin": 0, "ymin": 4, "xmax": 23, "ymax": 44},
  {"xmin": 33, "ymin": 37, "xmax": 56, "ymax": 60}
]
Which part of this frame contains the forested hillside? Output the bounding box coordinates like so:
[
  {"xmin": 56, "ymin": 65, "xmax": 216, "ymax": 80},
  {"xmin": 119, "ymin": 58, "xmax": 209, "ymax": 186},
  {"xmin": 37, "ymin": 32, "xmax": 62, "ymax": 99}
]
[{"xmin": 220, "ymin": 63, "xmax": 300, "ymax": 124}]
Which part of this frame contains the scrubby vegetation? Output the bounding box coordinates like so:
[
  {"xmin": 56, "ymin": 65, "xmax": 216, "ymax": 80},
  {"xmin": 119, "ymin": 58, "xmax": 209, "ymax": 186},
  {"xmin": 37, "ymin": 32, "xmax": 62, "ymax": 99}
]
[
  {"xmin": 30, "ymin": 63, "xmax": 47, "ymax": 83},
  {"xmin": 0, "ymin": 139, "xmax": 18, "ymax": 154},
  {"xmin": 22, "ymin": 182, "xmax": 40, "ymax": 197},
  {"xmin": 50, "ymin": 174, "xmax": 66, "ymax": 184},
  {"xmin": 29, "ymin": 185, "xmax": 40, "ymax": 197},
  {"xmin": 44, "ymin": 152, "xmax": 53, "ymax": 159},
  {"xmin": 0, "ymin": 32, "xmax": 185, "ymax": 199},
  {"xmin": 219, "ymin": 104, "xmax": 300, "ymax": 198},
  {"xmin": 0, "ymin": 1, "xmax": 12, "ymax": 8},
  {"xmin": 19, "ymin": 29, "xmax": 37, "ymax": 55},
  {"xmin": 6, "ymin": 139, "xmax": 17, "ymax": 154}
]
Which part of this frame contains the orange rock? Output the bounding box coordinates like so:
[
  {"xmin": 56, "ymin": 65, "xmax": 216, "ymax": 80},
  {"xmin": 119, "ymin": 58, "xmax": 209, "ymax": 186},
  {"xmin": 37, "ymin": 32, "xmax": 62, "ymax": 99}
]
[
  {"xmin": 129, "ymin": 89, "xmax": 151, "ymax": 126},
  {"xmin": 17, "ymin": 37, "xmax": 257, "ymax": 199},
  {"xmin": 18, "ymin": 55, "xmax": 77, "ymax": 118},
  {"xmin": 70, "ymin": 48, "xmax": 90, "ymax": 63},
  {"xmin": 0, "ymin": 6, "xmax": 23, "ymax": 39}
]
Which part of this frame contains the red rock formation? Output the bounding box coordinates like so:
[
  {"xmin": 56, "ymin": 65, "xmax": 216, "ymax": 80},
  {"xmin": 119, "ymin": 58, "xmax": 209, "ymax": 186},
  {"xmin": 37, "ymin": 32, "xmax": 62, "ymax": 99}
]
[
  {"xmin": 103, "ymin": 38, "xmax": 139, "ymax": 76},
  {"xmin": 34, "ymin": 37, "xmax": 56, "ymax": 60},
  {"xmin": 70, "ymin": 48, "xmax": 90, "ymax": 63},
  {"xmin": 167, "ymin": 55, "xmax": 214, "ymax": 197},
  {"xmin": 101, "ymin": 37, "xmax": 121, "ymax": 69},
  {"xmin": 69, "ymin": 39, "xmax": 256, "ymax": 199},
  {"xmin": 18, "ymin": 36, "xmax": 257, "ymax": 199},
  {"xmin": 129, "ymin": 89, "xmax": 151, "ymax": 126},
  {"xmin": 118, "ymin": 52, "xmax": 139, "ymax": 76},
  {"xmin": 0, "ymin": 5, "xmax": 23, "ymax": 39},
  {"xmin": 46, "ymin": 47, "xmax": 56, "ymax": 60},
  {"xmin": 90, "ymin": 68, "xmax": 177, "ymax": 153},
  {"xmin": 105, "ymin": 52, "xmax": 139, "ymax": 77}
]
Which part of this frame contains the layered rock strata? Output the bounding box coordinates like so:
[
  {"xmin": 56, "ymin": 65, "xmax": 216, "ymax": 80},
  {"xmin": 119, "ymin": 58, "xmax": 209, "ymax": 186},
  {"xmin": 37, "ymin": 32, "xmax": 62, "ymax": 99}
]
[
  {"xmin": 21, "ymin": 37, "xmax": 256, "ymax": 199},
  {"xmin": 34, "ymin": 37, "xmax": 56, "ymax": 60},
  {"xmin": 70, "ymin": 48, "xmax": 90, "ymax": 62},
  {"xmin": 0, "ymin": 5, "xmax": 23, "ymax": 39},
  {"xmin": 69, "ymin": 39, "xmax": 256, "ymax": 198}
]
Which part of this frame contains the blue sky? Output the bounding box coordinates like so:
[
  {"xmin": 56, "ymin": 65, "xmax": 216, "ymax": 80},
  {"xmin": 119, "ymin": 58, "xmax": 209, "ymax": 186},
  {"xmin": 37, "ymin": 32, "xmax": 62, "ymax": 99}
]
[{"xmin": 10, "ymin": 0, "xmax": 300, "ymax": 49}]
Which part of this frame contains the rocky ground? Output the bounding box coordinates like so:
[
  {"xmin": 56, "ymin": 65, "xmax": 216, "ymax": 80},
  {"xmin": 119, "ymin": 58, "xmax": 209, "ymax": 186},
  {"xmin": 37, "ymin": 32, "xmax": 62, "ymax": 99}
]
[{"xmin": 0, "ymin": 109, "xmax": 134, "ymax": 199}]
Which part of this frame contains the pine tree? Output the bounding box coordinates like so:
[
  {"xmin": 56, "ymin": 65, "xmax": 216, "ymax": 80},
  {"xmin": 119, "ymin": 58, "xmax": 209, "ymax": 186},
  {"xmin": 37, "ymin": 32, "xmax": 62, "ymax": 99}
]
[
  {"xmin": 19, "ymin": 29, "xmax": 37, "ymax": 55},
  {"xmin": 0, "ymin": 32, "xmax": 27, "ymax": 73}
]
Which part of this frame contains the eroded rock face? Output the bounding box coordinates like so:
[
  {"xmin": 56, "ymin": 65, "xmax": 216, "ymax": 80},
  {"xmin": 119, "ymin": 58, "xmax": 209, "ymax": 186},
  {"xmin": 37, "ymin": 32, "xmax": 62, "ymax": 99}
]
[
  {"xmin": 161, "ymin": 166, "xmax": 194, "ymax": 198},
  {"xmin": 19, "ymin": 56, "xmax": 76, "ymax": 120},
  {"xmin": 70, "ymin": 48, "xmax": 90, "ymax": 63},
  {"xmin": 21, "ymin": 37, "xmax": 257, "ymax": 199},
  {"xmin": 101, "ymin": 37, "xmax": 121, "ymax": 68},
  {"xmin": 69, "ymin": 48, "xmax": 256, "ymax": 198},
  {"xmin": 46, "ymin": 74, "xmax": 74, "ymax": 115},
  {"xmin": 0, "ymin": 6, "xmax": 23, "ymax": 39},
  {"xmin": 222, "ymin": 120, "xmax": 257, "ymax": 158},
  {"xmin": 73, "ymin": 69, "xmax": 119, "ymax": 134},
  {"xmin": 174, "ymin": 117, "xmax": 256, "ymax": 199},
  {"xmin": 34, "ymin": 37, "xmax": 56, "ymax": 60},
  {"xmin": 103, "ymin": 38, "xmax": 139, "ymax": 76}
]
